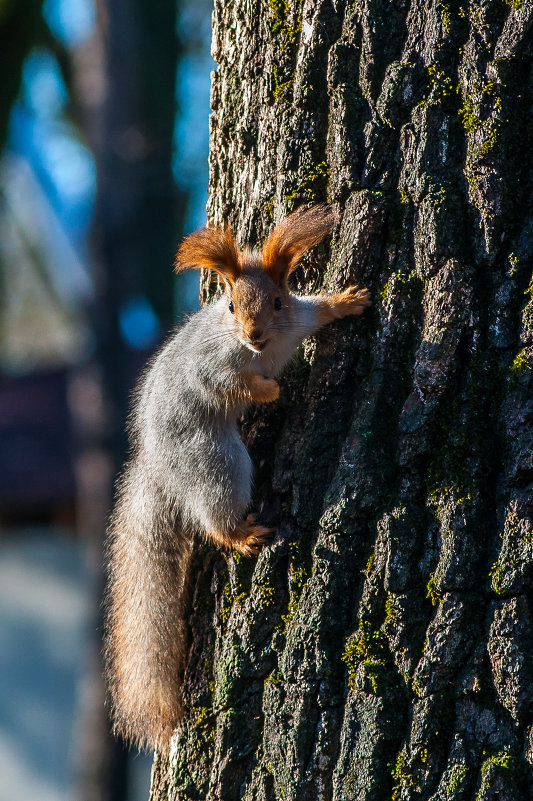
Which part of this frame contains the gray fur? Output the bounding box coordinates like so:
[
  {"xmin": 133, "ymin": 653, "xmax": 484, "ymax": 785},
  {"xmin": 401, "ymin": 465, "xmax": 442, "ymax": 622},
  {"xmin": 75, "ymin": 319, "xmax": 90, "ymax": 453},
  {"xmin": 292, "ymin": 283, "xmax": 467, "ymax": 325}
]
[{"xmin": 132, "ymin": 293, "xmax": 318, "ymax": 530}]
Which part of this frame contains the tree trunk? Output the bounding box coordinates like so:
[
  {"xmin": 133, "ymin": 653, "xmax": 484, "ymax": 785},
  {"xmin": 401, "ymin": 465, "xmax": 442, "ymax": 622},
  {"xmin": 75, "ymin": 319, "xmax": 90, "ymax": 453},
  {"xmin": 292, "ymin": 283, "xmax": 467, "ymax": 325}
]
[{"xmin": 150, "ymin": 2, "xmax": 533, "ymax": 800}]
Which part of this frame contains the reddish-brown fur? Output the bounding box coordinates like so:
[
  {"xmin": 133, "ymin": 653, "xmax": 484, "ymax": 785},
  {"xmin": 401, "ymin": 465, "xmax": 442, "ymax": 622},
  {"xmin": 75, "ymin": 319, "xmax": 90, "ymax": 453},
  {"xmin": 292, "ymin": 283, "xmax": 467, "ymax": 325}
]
[
  {"xmin": 175, "ymin": 204, "xmax": 336, "ymax": 288},
  {"xmin": 311, "ymin": 286, "xmax": 372, "ymax": 326},
  {"xmin": 175, "ymin": 224, "xmax": 241, "ymax": 282},
  {"xmin": 262, "ymin": 204, "xmax": 336, "ymax": 282}
]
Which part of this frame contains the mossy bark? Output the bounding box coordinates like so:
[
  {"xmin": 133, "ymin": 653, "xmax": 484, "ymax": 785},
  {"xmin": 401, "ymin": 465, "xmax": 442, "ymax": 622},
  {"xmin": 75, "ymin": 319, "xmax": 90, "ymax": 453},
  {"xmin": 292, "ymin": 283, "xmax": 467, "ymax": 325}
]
[{"xmin": 150, "ymin": 1, "xmax": 533, "ymax": 799}]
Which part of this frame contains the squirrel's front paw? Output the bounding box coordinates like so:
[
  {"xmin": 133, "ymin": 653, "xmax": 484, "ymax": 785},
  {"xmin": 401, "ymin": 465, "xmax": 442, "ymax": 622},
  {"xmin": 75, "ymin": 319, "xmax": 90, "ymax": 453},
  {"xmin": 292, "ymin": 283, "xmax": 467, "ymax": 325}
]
[
  {"xmin": 250, "ymin": 375, "xmax": 280, "ymax": 403},
  {"xmin": 338, "ymin": 285, "xmax": 372, "ymax": 316}
]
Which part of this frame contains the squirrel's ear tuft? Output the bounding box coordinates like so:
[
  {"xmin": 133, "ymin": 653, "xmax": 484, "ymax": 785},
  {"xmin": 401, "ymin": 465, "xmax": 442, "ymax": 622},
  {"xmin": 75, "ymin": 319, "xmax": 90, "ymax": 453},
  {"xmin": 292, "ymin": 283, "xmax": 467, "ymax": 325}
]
[
  {"xmin": 262, "ymin": 204, "xmax": 336, "ymax": 284},
  {"xmin": 175, "ymin": 225, "xmax": 241, "ymax": 283}
]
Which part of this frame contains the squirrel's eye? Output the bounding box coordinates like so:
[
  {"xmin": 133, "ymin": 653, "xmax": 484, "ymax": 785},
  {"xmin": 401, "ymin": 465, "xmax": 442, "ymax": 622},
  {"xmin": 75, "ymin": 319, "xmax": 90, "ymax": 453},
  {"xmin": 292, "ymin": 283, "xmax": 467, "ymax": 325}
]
[
  {"xmin": 274, "ymin": 297, "xmax": 282, "ymax": 311},
  {"xmin": 229, "ymin": 300, "xmax": 235, "ymax": 314}
]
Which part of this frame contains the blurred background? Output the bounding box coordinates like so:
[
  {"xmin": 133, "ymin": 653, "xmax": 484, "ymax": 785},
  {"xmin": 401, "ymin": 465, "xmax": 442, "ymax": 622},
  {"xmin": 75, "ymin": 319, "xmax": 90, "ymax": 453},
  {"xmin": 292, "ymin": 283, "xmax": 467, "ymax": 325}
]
[{"xmin": 0, "ymin": 0, "xmax": 213, "ymax": 798}]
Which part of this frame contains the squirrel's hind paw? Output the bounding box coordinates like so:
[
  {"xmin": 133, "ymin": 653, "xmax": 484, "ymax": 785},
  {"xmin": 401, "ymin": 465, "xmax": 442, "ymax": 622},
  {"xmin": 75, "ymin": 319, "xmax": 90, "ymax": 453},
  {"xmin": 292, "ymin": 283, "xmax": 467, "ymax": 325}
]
[
  {"xmin": 207, "ymin": 515, "xmax": 276, "ymax": 556},
  {"xmin": 235, "ymin": 514, "xmax": 276, "ymax": 556}
]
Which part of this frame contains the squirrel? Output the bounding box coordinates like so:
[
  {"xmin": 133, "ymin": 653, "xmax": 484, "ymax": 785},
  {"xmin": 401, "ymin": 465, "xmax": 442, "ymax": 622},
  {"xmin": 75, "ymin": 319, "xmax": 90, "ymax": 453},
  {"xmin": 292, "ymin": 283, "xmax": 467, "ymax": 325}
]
[{"xmin": 104, "ymin": 204, "xmax": 371, "ymax": 752}]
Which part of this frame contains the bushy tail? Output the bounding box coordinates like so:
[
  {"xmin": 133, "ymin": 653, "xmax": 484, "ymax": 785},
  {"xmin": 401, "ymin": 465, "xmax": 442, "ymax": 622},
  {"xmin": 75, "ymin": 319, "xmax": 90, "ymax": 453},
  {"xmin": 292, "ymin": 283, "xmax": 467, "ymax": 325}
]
[{"xmin": 104, "ymin": 473, "xmax": 191, "ymax": 751}]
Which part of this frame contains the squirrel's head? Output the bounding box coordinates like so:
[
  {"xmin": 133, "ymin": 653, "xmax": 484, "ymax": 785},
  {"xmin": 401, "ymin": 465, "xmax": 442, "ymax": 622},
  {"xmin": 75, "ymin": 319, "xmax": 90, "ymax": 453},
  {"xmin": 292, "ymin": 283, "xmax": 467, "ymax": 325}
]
[{"xmin": 175, "ymin": 204, "xmax": 335, "ymax": 353}]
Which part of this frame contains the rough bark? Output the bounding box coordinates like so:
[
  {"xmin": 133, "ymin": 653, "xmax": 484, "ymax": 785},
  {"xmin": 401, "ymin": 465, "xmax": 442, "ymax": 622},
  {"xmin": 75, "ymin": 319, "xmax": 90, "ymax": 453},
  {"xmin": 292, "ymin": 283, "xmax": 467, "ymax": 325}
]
[{"xmin": 151, "ymin": 1, "xmax": 533, "ymax": 800}]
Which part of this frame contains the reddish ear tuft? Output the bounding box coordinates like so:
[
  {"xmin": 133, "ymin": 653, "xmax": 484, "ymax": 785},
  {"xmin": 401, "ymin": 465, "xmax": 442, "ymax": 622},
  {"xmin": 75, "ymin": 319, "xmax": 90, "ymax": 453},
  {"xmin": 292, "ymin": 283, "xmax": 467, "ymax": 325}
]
[
  {"xmin": 175, "ymin": 225, "xmax": 241, "ymax": 283},
  {"xmin": 262, "ymin": 205, "xmax": 336, "ymax": 283}
]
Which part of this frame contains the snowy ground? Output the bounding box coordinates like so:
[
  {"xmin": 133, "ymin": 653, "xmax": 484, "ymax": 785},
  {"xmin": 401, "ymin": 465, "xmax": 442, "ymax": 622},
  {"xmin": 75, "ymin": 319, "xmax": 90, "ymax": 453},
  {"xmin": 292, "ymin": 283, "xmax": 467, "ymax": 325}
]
[
  {"xmin": 0, "ymin": 528, "xmax": 152, "ymax": 801},
  {"xmin": 0, "ymin": 528, "xmax": 92, "ymax": 801}
]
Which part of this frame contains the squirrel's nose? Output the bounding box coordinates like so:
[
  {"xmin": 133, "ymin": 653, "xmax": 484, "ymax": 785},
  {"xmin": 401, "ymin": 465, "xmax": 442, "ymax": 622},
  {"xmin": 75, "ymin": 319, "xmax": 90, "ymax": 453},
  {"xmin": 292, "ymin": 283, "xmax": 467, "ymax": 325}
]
[{"xmin": 249, "ymin": 326, "xmax": 263, "ymax": 342}]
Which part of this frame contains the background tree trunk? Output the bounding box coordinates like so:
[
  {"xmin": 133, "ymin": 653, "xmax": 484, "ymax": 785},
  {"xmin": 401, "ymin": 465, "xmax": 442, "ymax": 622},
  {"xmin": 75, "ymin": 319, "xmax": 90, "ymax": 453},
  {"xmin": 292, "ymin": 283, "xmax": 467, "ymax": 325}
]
[
  {"xmin": 74, "ymin": 2, "xmax": 182, "ymax": 798},
  {"xmin": 150, "ymin": 1, "xmax": 533, "ymax": 799},
  {"xmin": 0, "ymin": 0, "xmax": 43, "ymax": 149},
  {"xmin": 91, "ymin": 0, "xmax": 182, "ymax": 442}
]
